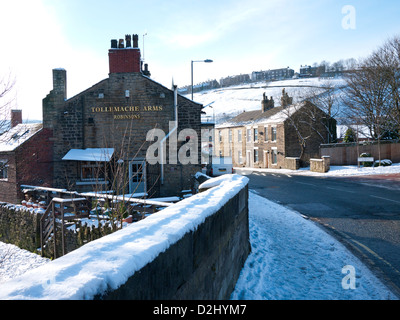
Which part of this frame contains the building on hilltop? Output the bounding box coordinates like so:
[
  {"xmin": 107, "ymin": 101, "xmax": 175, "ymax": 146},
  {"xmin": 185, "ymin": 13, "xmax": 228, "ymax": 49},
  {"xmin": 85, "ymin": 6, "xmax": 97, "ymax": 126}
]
[
  {"xmin": 251, "ymin": 67, "xmax": 295, "ymax": 82},
  {"xmin": 214, "ymin": 90, "xmax": 337, "ymax": 169}
]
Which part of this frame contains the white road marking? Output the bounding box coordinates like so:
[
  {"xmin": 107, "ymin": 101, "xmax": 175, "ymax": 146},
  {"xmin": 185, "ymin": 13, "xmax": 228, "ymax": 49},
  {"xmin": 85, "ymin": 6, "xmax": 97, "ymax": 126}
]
[{"xmin": 370, "ymin": 195, "xmax": 400, "ymax": 204}]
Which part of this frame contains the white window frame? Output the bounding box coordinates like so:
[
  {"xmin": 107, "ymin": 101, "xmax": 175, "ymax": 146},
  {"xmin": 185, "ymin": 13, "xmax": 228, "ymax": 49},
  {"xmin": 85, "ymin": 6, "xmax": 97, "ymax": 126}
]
[
  {"xmin": 80, "ymin": 161, "xmax": 106, "ymax": 182},
  {"xmin": 246, "ymin": 127, "xmax": 252, "ymax": 143},
  {"xmin": 271, "ymin": 126, "xmax": 277, "ymax": 142}
]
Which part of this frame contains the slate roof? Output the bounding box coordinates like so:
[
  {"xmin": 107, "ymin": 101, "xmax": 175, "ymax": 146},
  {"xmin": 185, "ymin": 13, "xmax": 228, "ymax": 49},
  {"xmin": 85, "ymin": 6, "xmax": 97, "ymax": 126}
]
[
  {"xmin": 0, "ymin": 123, "xmax": 43, "ymax": 152},
  {"xmin": 216, "ymin": 102, "xmax": 307, "ymax": 128}
]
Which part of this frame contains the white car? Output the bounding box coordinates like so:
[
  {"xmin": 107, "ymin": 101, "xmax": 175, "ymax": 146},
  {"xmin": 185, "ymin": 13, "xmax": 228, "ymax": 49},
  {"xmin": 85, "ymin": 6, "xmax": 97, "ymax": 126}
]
[{"xmin": 206, "ymin": 157, "xmax": 234, "ymax": 177}]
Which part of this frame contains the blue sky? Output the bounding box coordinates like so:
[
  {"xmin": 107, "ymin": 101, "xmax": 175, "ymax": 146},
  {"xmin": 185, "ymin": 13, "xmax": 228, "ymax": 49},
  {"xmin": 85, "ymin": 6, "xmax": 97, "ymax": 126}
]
[{"xmin": 1, "ymin": 0, "xmax": 399, "ymax": 120}]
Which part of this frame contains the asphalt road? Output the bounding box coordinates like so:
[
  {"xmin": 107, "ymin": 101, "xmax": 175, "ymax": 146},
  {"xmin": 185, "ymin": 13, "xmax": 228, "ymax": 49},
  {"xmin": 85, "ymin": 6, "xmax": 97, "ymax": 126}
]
[{"xmin": 236, "ymin": 169, "xmax": 400, "ymax": 298}]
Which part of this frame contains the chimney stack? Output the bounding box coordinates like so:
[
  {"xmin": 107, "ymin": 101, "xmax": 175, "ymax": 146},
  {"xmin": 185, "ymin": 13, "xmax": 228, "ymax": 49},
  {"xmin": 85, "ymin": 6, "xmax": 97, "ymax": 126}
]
[
  {"xmin": 261, "ymin": 93, "xmax": 274, "ymax": 112},
  {"xmin": 11, "ymin": 109, "xmax": 22, "ymax": 128},
  {"xmin": 108, "ymin": 34, "xmax": 141, "ymax": 74},
  {"xmin": 52, "ymin": 68, "xmax": 67, "ymax": 100}
]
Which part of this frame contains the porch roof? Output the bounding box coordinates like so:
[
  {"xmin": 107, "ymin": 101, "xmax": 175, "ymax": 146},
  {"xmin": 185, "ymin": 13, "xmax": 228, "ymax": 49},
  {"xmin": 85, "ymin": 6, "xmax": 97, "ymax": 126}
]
[{"xmin": 62, "ymin": 148, "xmax": 115, "ymax": 162}]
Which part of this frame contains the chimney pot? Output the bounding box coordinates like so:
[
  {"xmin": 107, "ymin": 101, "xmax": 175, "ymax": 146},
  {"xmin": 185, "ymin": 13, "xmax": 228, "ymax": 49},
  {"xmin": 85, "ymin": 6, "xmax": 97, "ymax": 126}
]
[
  {"xmin": 132, "ymin": 34, "xmax": 139, "ymax": 48},
  {"xmin": 125, "ymin": 34, "xmax": 132, "ymax": 47}
]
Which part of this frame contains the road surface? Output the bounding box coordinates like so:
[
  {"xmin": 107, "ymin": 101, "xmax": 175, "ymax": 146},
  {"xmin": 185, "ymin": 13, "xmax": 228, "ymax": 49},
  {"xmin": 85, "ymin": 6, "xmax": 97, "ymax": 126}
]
[{"xmin": 236, "ymin": 169, "xmax": 400, "ymax": 297}]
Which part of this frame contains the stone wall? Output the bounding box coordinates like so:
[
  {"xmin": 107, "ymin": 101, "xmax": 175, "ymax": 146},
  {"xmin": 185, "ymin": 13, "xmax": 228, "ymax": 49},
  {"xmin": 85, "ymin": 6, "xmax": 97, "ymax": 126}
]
[
  {"xmin": 310, "ymin": 156, "xmax": 330, "ymax": 173},
  {"xmin": 0, "ymin": 203, "xmax": 41, "ymax": 252},
  {"xmin": 99, "ymin": 181, "xmax": 250, "ymax": 300},
  {"xmin": 284, "ymin": 157, "xmax": 300, "ymax": 170},
  {"xmin": 0, "ymin": 203, "xmax": 115, "ymax": 258},
  {"xmin": 0, "ymin": 175, "xmax": 250, "ymax": 300}
]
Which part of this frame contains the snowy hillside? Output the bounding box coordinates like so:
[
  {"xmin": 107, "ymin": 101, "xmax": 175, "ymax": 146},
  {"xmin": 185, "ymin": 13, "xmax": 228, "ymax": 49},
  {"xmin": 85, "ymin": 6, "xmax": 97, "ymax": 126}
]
[{"xmin": 189, "ymin": 77, "xmax": 346, "ymax": 124}]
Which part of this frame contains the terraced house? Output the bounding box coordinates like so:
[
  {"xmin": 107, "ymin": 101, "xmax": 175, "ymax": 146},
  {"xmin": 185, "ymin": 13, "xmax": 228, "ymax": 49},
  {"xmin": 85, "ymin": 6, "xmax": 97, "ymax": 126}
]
[{"xmin": 214, "ymin": 90, "xmax": 336, "ymax": 169}]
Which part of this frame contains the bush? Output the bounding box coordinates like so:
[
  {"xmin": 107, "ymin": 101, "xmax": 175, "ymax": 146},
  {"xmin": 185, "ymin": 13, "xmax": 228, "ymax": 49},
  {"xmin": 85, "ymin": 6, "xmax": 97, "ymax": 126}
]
[
  {"xmin": 359, "ymin": 153, "xmax": 374, "ymax": 167},
  {"xmin": 373, "ymin": 159, "xmax": 392, "ymax": 167}
]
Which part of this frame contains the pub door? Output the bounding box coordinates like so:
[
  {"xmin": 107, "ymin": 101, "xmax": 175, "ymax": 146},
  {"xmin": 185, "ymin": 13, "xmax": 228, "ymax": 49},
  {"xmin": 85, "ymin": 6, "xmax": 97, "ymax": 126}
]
[{"xmin": 129, "ymin": 159, "xmax": 146, "ymax": 195}]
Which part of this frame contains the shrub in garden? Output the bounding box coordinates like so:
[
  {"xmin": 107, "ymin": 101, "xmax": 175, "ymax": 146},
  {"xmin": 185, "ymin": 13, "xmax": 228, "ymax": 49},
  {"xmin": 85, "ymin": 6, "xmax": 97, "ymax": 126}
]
[
  {"xmin": 373, "ymin": 159, "xmax": 392, "ymax": 167},
  {"xmin": 359, "ymin": 153, "xmax": 374, "ymax": 167}
]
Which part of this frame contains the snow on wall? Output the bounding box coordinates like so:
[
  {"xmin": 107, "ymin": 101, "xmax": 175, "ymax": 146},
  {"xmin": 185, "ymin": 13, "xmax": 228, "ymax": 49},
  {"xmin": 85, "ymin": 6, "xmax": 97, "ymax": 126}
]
[{"xmin": 0, "ymin": 174, "xmax": 249, "ymax": 300}]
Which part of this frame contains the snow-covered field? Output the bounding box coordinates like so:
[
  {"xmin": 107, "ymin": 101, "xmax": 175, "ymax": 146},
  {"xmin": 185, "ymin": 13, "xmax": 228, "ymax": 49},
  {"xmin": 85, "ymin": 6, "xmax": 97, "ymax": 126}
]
[
  {"xmin": 1, "ymin": 164, "xmax": 399, "ymax": 300},
  {"xmin": 192, "ymin": 77, "xmax": 345, "ymax": 123}
]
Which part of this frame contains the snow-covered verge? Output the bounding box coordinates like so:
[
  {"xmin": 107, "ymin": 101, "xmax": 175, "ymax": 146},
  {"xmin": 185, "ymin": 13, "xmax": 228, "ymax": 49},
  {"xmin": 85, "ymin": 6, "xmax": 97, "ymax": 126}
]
[
  {"xmin": 236, "ymin": 163, "xmax": 400, "ymax": 177},
  {"xmin": 231, "ymin": 192, "xmax": 398, "ymax": 300},
  {"xmin": 0, "ymin": 174, "xmax": 248, "ymax": 300}
]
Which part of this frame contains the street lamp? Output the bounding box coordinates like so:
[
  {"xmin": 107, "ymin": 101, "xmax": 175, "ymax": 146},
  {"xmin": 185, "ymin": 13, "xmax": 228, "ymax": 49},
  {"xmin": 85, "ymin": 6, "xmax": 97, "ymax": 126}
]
[
  {"xmin": 142, "ymin": 32, "xmax": 147, "ymax": 61},
  {"xmin": 191, "ymin": 59, "xmax": 213, "ymax": 100}
]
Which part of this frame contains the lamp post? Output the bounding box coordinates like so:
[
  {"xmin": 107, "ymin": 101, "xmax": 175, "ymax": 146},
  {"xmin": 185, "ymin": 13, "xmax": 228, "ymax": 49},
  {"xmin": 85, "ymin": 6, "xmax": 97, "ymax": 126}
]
[{"xmin": 191, "ymin": 59, "xmax": 213, "ymax": 100}]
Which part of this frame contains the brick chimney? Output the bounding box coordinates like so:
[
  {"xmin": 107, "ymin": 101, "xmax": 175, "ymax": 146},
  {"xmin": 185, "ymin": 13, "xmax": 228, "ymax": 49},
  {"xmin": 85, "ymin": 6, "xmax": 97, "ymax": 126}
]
[
  {"xmin": 11, "ymin": 109, "xmax": 22, "ymax": 128},
  {"xmin": 109, "ymin": 34, "xmax": 141, "ymax": 74}
]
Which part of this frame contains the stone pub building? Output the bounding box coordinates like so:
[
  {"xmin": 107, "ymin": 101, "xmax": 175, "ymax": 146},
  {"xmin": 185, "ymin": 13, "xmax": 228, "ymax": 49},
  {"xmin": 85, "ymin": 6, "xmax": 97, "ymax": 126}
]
[{"xmin": 41, "ymin": 34, "xmax": 203, "ymax": 198}]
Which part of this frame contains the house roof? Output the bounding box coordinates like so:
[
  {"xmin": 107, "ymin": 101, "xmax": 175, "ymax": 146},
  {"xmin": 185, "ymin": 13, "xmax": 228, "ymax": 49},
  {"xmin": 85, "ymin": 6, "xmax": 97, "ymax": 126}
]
[
  {"xmin": 0, "ymin": 123, "xmax": 43, "ymax": 153},
  {"xmin": 216, "ymin": 102, "xmax": 307, "ymax": 128}
]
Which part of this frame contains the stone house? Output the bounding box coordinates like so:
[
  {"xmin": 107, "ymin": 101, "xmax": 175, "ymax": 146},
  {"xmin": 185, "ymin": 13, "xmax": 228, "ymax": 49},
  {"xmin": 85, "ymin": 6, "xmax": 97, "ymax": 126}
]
[
  {"xmin": 214, "ymin": 92, "xmax": 336, "ymax": 169},
  {"xmin": 42, "ymin": 34, "xmax": 203, "ymax": 198},
  {"xmin": 0, "ymin": 110, "xmax": 53, "ymax": 203}
]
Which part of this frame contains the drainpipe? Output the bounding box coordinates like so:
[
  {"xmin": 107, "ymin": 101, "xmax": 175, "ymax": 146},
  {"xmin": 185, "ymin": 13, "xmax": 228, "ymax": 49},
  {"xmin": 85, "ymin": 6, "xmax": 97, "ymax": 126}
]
[{"xmin": 160, "ymin": 85, "xmax": 178, "ymax": 185}]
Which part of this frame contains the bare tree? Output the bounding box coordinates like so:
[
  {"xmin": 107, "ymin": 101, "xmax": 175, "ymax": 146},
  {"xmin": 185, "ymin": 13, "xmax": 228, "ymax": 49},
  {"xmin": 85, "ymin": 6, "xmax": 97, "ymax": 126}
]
[
  {"xmin": 369, "ymin": 35, "xmax": 400, "ymax": 132},
  {"xmin": 0, "ymin": 72, "xmax": 16, "ymax": 134},
  {"xmin": 281, "ymin": 98, "xmax": 335, "ymax": 163},
  {"xmin": 342, "ymin": 58, "xmax": 393, "ymax": 141},
  {"xmin": 87, "ymin": 120, "xmax": 161, "ymax": 230},
  {"xmin": 299, "ymin": 79, "xmax": 341, "ymax": 143}
]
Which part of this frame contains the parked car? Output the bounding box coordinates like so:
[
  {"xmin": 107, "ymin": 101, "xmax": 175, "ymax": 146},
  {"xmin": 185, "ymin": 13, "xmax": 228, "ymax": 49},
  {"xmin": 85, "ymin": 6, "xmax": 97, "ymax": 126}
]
[{"xmin": 206, "ymin": 157, "xmax": 234, "ymax": 177}]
